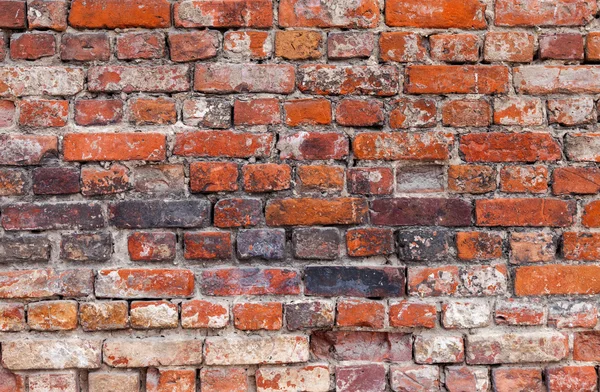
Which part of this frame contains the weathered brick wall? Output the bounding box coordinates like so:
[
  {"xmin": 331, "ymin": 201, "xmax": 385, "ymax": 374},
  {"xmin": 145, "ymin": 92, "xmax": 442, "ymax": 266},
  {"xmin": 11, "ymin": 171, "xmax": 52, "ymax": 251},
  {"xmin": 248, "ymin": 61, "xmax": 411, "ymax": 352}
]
[{"xmin": 1, "ymin": 0, "xmax": 600, "ymax": 390}]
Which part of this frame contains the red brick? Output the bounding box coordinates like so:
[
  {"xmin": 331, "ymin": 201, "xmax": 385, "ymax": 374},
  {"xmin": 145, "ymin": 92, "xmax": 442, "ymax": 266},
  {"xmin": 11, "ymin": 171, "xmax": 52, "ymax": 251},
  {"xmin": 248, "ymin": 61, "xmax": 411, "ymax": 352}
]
[
  {"xmin": 116, "ymin": 32, "xmax": 165, "ymax": 60},
  {"xmin": 284, "ymin": 99, "xmax": 331, "ymax": 126},
  {"xmin": 181, "ymin": 299, "xmax": 229, "ymax": 329},
  {"xmin": 19, "ymin": 99, "xmax": 68, "ymax": 128},
  {"xmin": 574, "ymin": 331, "xmax": 600, "ymax": 361},
  {"xmin": 0, "ymin": 303, "xmax": 25, "ymax": 331},
  {"xmin": 214, "ymin": 198, "xmax": 262, "ymax": 227},
  {"xmin": 0, "ymin": 168, "xmax": 27, "ymax": 196},
  {"xmin": 587, "ymin": 32, "xmax": 600, "ymax": 61},
  {"xmin": 201, "ymin": 268, "xmax": 301, "ymax": 296},
  {"xmin": 74, "ymin": 99, "xmax": 123, "ymax": 126},
  {"xmin": 129, "ymin": 97, "xmax": 176, "ymax": 125},
  {"xmin": 234, "ymin": 98, "xmax": 280, "ymax": 126},
  {"xmin": 33, "ymin": 167, "xmax": 80, "ymax": 195},
  {"xmin": 336, "ymin": 364, "xmax": 386, "ymax": 392},
  {"xmin": 298, "ymin": 65, "xmax": 399, "ymax": 96},
  {"xmin": 88, "ymin": 65, "xmax": 189, "ymax": 93},
  {"xmin": 379, "ymin": 32, "xmax": 427, "ymax": 62},
  {"xmin": 372, "ymin": 198, "xmax": 471, "ymax": 227},
  {"xmin": 2, "ymin": 203, "xmax": 103, "ymax": 231},
  {"xmin": 389, "ymin": 300, "xmax": 436, "ymax": 328},
  {"xmin": 494, "ymin": 97, "xmax": 544, "ymax": 125},
  {"xmin": 61, "ymin": 33, "xmax": 110, "ymax": 61},
  {"xmin": 540, "ymin": 33, "xmax": 584, "ymax": 60},
  {"xmin": 516, "ymin": 265, "xmax": 600, "ymax": 295},
  {"xmin": 389, "ymin": 98, "xmax": 437, "ymax": 128},
  {"xmin": 174, "ymin": 130, "xmax": 272, "ymax": 158},
  {"xmin": 496, "ymin": 0, "xmax": 596, "ymax": 26},
  {"xmin": 28, "ymin": 300, "xmax": 78, "ymax": 330},
  {"xmin": 233, "ymin": 302, "xmax": 282, "ymax": 330},
  {"xmin": 81, "ymin": 164, "xmax": 130, "ymax": 196},
  {"xmin": 495, "ymin": 299, "xmax": 545, "ymax": 326},
  {"xmin": 275, "ymin": 30, "xmax": 322, "ymax": 60},
  {"xmin": 347, "ymin": 167, "xmax": 393, "ymax": 195},
  {"xmin": 95, "ymin": 269, "xmax": 195, "ymax": 299},
  {"xmin": 387, "ymin": 0, "xmax": 486, "ymax": 28},
  {"xmin": 442, "ymin": 99, "xmax": 491, "ymax": 127},
  {"xmin": 224, "ymin": 31, "xmax": 271, "ymax": 60},
  {"xmin": 195, "ymin": 63, "xmax": 295, "ymax": 94},
  {"xmin": 448, "ymin": 165, "xmax": 497, "ymax": 194},
  {"xmin": 147, "ymin": 369, "xmax": 196, "ymax": 392},
  {"xmin": 484, "ymin": 31, "xmax": 535, "ymax": 62},
  {"xmin": 278, "ymin": 132, "xmax": 348, "ymax": 160},
  {"xmin": 492, "ymin": 368, "xmax": 543, "ymax": 392},
  {"xmin": 69, "ymin": 0, "xmax": 171, "ymax": 28},
  {"xmin": 128, "ymin": 232, "xmax": 176, "ymax": 262},
  {"xmin": 553, "ymin": 167, "xmax": 600, "ymax": 195},
  {"xmin": 169, "ymin": 31, "xmax": 219, "ymax": 62},
  {"xmin": 0, "ymin": 0, "xmax": 26, "ymax": 29},
  {"xmin": 456, "ymin": 231, "xmax": 503, "ymax": 260},
  {"xmin": 336, "ymin": 99, "xmax": 383, "ymax": 127},
  {"xmin": 200, "ymin": 368, "xmax": 248, "ymax": 392},
  {"xmin": 354, "ymin": 131, "xmax": 453, "ymax": 161},
  {"xmin": 430, "ymin": 33, "xmax": 480, "ymax": 62},
  {"xmin": 546, "ymin": 366, "xmax": 597, "ymax": 392},
  {"xmin": 476, "ymin": 198, "xmax": 574, "ymax": 227},
  {"xmin": 346, "ymin": 228, "xmax": 394, "ymax": 257},
  {"xmin": 445, "ymin": 367, "xmax": 490, "ymax": 392},
  {"xmin": 190, "ymin": 162, "xmax": 239, "ymax": 193},
  {"xmin": 243, "ymin": 163, "xmax": 291, "ymax": 192},
  {"xmin": 297, "ymin": 165, "xmax": 344, "ymax": 192},
  {"xmin": 0, "ymin": 100, "xmax": 15, "ymax": 128},
  {"xmin": 460, "ymin": 133, "xmax": 561, "ymax": 162},
  {"xmin": 63, "ymin": 133, "xmax": 166, "ymax": 162},
  {"xmin": 337, "ymin": 299, "xmax": 385, "ymax": 328},
  {"xmin": 266, "ymin": 197, "xmax": 367, "ymax": 226},
  {"xmin": 500, "ymin": 166, "xmax": 548, "ymax": 193},
  {"xmin": 175, "ymin": 0, "xmax": 273, "ymax": 28},
  {"xmin": 279, "ymin": 0, "xmax": 379, "ymax": 28},
  {"xmin": 27, "ymin": 0, "xmax": 68, "ymax": 30},
  {"xmin": 184, "ymin": 232, "xmax": 232, "ymax": 260},
  {"xmin": 583, "ymin": 200, "xmax": 600, "ymax": 227},
  {"xmin": 563, "ymin": 232, "xmax": 600, "ymax": 261},
  {"xmin": 10, "ymin": 33, "xmax": 55, "ymax": 60},
  {"xmin": 406, "ymin": 65, "xmax": 509, "ymax": 94},
  {"xmin": 328, "ymin": 32, "xmax": 374, "ymax": 59},
  {"xmin": 311, "ymin": 331, "xmax": 411, "ymax": 362}
]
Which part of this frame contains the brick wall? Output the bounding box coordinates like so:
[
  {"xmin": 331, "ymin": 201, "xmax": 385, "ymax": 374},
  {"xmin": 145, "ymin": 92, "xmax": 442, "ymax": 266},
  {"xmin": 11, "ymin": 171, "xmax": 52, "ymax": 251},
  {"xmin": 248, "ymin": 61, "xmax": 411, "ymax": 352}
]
[{"xmin": 1, "ymin": 0, "xmax": 600, "ymax": 390}]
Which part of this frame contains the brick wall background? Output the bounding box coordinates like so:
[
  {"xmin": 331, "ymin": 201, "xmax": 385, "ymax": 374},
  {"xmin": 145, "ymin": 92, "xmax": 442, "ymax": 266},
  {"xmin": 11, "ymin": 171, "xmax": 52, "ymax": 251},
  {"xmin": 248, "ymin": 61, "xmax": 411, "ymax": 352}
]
[{"xmin": 1, "ymin": 0, "xmax": 600, "ymax": 390}]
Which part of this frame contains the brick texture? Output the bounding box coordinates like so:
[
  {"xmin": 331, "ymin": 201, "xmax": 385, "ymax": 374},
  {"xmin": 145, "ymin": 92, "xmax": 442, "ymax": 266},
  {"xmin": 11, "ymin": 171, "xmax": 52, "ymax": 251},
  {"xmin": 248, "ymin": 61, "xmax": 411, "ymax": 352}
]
[{"xmin": 0, "ymin": 0, "xmax": 599, "ymax": 389}]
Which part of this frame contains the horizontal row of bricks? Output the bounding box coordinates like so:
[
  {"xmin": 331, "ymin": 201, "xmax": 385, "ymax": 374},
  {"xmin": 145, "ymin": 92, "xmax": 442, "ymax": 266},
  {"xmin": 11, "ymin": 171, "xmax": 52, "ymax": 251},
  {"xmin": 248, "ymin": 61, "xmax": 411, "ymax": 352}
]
[
  {"xmin": 0, "ymin": 263, "xmax": 599, "ymax": 297},
  {"xmin": 8, "ymin": 64, "xmax": 600, "ymax": 95},
  {"xmin": 0, "ymin": 295, "xmax": 598, "ymax": 332},
  {"xmin": 1, "ymin": 0, "xmax": 598, "ymax": 30},
  {"xmin": 3, "ymin": 364, "xmax": 600, "ymax": 392},
  {"xmin": 4, "ymin": 29, "xmax": 600, "ymax": 63},
  {"xmin": 4, "ymin": 162, "xmax": 600, "ymax": 197},
  {"xmin": 2, "ymin": 131, "xmax": 600, "ymax": 163},
  {"xmin": 4, "ymin": 96, "xmax": 600, "ymax": 129},
  {"xmin": 4, "ymin": 227, "xmax": 600, "ymax": 264},
  {"xmin": 1, "ymin": 330, "xmax": 600, "ymax": 368},
  {"xmin": 0, "ymin": 197, "xmax": 599, "ymax": 229}
]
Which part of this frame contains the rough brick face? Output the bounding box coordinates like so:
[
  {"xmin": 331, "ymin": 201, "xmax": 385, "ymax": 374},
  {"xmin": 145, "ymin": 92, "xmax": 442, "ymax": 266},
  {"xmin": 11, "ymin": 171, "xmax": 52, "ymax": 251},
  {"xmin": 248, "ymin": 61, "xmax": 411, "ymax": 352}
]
[{"xmin": 0, "ymin": 0, "xmax": 599, "ymax": 387}]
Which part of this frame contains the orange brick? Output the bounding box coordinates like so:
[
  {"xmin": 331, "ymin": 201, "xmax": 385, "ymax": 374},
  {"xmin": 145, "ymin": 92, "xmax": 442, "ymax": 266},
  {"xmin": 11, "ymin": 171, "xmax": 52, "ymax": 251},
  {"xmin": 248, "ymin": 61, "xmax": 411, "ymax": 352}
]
[
  {"xmin": 390, "ymin": 300, "xmax": 437, "ymax": 328},
  {"xmin": 456, "ymin": 232, "xmax": 503, "ymax": 261},
  {"xmin": 284, "ymin": 99, "xmax": 332, "ymax": 126},
  {"xmin": 233, "ymin": 302, "xmax": 282, "ymax": 330},
  {"xmin": 64, "ymin": 133, "xmax": 166, "ymax": 162},
  {"xmin": 28, "ymin": 300, "xmax": 77, "ymax": 331},
  {"xmin": 243, "ymin": 164, "xmax": 291, "ymax": 192},
  {"xmin": 337, "ymin": 299, "xmax": 385, "ymax": 328},
  {"xmin": 297, "ymin": 165, "xmax": 344, "ymax": 192},
  {"xmin": 500, "ymin": 166, "xmax": 548, "ymax": 193},
  {"xmin": 190, "ymin": 162, "xmax": 239, "ymax": 193}
]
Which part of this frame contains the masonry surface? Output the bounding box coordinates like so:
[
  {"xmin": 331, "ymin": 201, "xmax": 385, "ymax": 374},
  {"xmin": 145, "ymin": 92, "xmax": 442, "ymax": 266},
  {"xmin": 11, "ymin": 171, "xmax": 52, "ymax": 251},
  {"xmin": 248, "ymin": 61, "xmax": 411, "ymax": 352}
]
[{"xmin": 2, "ymin": 0, "xmax": 600, "ymax": 391}]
